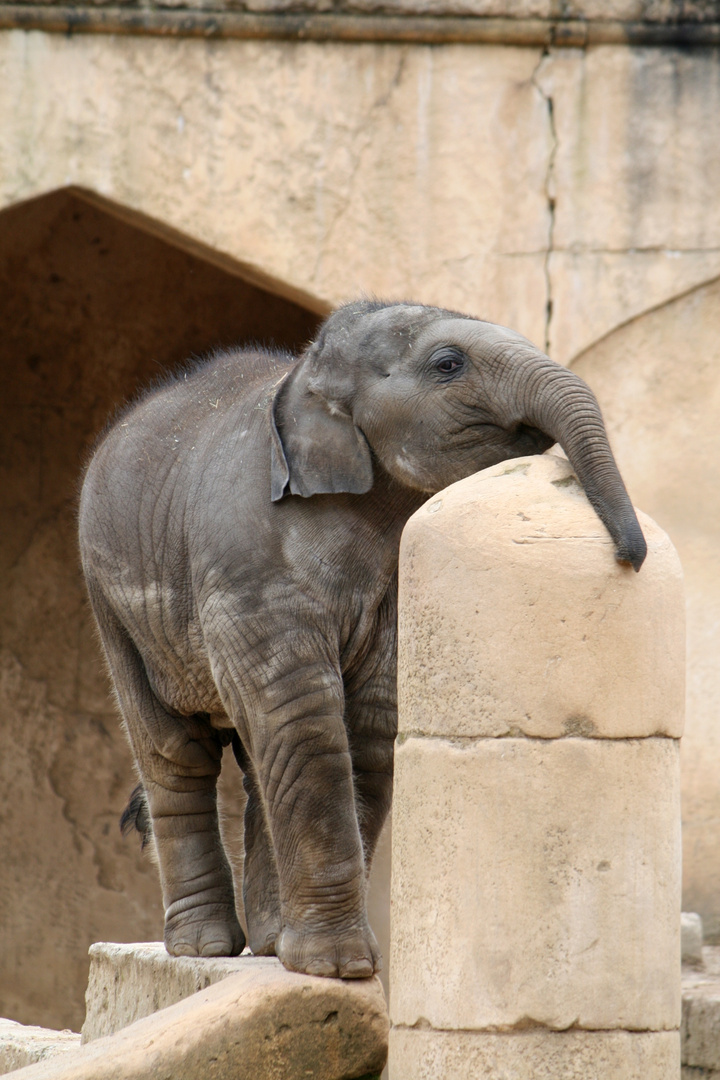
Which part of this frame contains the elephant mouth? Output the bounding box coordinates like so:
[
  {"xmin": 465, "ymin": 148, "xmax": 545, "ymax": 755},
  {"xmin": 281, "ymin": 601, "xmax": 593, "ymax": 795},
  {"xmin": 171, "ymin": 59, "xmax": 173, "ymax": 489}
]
[{"xmin": 514, "ymin": 424, "xmax": 555, "ymax": 456}]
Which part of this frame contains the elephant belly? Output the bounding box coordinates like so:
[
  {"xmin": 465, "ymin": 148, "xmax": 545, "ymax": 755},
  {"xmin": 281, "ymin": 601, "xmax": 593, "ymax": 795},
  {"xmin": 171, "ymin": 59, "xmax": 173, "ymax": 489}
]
[{"xmin": 113, "ymin": 583, "xmax": 225, "ymax": 719}]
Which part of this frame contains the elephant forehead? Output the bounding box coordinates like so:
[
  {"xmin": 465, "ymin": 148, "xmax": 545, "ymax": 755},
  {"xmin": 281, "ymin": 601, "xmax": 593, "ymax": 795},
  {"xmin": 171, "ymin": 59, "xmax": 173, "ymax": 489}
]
[
  {"xmin": 353, "ymin": 306, "xmax": 439, "ymax": 355},
  {"xmin": 414, "ymin": 317, "xmax": 535, "ymax": 355}
]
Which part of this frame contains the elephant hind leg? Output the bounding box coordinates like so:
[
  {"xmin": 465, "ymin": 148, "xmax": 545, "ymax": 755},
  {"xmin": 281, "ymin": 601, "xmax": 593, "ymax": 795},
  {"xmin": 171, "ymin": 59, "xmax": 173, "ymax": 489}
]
[
  {"xmin": 230, "ymin": 733, "xmax": 281, "ymax": 956},
  {"xmin": 87, "ymin": 582, "xmax": 245, "ymax": 958}
]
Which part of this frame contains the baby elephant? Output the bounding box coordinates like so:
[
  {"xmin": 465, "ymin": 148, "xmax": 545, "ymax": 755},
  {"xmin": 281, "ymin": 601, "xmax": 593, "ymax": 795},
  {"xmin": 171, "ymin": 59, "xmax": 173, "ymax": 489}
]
[{"xmin": 79, "ymin": 299, "xmax": 645, "ymax": 978}]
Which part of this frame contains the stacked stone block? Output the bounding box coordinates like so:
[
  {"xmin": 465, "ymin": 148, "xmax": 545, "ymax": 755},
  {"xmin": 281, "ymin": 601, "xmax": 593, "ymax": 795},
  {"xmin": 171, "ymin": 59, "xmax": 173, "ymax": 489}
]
[{"xmin": 390, "ymin": 453, "xmax": 685, "ymax": 1079}]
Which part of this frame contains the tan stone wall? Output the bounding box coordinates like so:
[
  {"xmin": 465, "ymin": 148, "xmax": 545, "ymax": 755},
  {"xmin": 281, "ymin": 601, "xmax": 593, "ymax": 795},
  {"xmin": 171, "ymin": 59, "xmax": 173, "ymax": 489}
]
[
  {"xmin": 3, "ymin": 33, "xmax": 719, "ymax": 363},
  {"xmin": 572, "ymin": 275, "xmax": 720, "ymax": 941},
  {"xmin": 1, "ymin": 18, "xmax": 719, "ymax": 1028}
]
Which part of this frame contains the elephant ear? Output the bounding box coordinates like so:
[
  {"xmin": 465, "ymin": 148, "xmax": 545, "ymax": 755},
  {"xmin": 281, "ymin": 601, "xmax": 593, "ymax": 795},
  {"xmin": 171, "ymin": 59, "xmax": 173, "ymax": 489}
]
[{"xmin": 270, "ymin": 368, "xmax": 373, "ymax": 501}]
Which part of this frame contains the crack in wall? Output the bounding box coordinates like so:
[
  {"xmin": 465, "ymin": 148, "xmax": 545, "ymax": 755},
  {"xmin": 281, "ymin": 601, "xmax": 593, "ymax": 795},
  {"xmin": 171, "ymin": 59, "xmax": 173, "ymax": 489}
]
[
  {"xmin": 531, "ymin": 51, "xmax": 558, "ymax": 357},
  {"xmin": 311, "ymin": 49, "xmax": 408, "ymax": 285}
]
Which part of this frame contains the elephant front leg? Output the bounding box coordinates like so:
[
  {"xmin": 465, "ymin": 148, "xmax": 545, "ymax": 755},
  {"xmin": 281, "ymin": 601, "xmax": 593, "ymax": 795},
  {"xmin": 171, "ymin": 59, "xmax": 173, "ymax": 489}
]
[{"xmin": 239, "ymin": 657, "xmax": 379, "ymax": 979}]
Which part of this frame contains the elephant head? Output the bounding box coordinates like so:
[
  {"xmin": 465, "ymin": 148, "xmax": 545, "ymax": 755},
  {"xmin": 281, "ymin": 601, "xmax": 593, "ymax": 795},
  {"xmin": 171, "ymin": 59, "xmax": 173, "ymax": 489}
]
[{"xmin": 271, "ymin": 300, "xmax": 647, "ymax": 571}]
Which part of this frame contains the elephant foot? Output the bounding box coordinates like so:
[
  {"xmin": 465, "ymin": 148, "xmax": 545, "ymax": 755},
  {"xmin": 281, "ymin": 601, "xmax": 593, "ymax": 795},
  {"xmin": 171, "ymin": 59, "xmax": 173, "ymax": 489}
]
[
  {"xmin": 246, "ymin": 913, "xmax": 280, "ymax": 957},
  {"xmin": 243, "ymin": 866, "xmax": 282, "ymax": 957},
  {"xmin": 164, "ymin": 902, "xmax": 246, "ymax": 958},
  {"xmin": 276, "ymin": 922, "xmax": 381, "ymax": 979}
]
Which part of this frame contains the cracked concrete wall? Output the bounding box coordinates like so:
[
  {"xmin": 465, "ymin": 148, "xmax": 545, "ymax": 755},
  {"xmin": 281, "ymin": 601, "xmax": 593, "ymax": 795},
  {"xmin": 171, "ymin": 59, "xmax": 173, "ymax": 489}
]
[
  {"xmin": 3, "ymin": 34, "xmax": 718, "ymax": 361},
  {"xmin": 0, "ymin": 34, "xmax": 554, "ymax": 348},
  {"xmin": 0, "ymin": 188, "xmax": 320, "ymax": 1031},
  {"xmin": 537, "ymin": 46, "xmax": 720, "ymax": 364},
  {"xmin": 2, "ymin": 24, "xmax": 720, "ymax": 1029}
]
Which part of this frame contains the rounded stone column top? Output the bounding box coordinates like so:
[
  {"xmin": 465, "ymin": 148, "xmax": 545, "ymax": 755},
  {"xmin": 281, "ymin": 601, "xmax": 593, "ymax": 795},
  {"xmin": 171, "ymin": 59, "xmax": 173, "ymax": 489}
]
[{"xmin": 398, "ymin": 452, "xmax": 685, "ymax": 741}]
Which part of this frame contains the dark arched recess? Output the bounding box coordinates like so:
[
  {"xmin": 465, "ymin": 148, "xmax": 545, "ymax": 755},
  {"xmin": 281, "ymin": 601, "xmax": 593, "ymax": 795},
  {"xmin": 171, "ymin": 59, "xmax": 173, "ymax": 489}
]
[{"xmin": 0, "ymin": 187, "xmax": 325, "ymax": 1030}]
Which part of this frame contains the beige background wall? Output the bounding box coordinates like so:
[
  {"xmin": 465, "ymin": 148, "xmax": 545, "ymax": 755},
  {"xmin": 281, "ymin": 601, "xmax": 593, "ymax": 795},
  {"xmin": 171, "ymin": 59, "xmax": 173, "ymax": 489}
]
[{"xmin": 1, "ymin": 22, "xmax": 719, "ymax": 1026}]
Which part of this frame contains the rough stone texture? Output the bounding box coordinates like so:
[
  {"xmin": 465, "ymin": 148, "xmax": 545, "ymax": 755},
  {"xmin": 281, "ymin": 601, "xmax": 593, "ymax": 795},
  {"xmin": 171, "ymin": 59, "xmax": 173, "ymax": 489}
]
[
  {"xmin": 82, "ymin": 942, "xmax": 258, "ymax": 1042},
  {"xmin": 0, "ymin": 1021, "xmax": 80, "ymax": 1077},
  {"xmin": 682, "ymin": 987, "xmax": 720, "ymax": 1071},
  {"xmin": 0, "ymin": 188, "xmax": 320, "ymax": 1032},
  {"xmin": 388, "ymin": 1028, "xmax": 681, "ymax": 1080},
  {"xmin": 8, "ymin": 961, "xmax": 388, "ymax": 1080},
  {"xmin": 572, "ymin": 275, "xmax": 720, "ymax": 941},
  {"xmin": 2, "ymin": 0, "xmax": 718, "ymax": 19},
  {"xmin": 682, "ymin": 949, "xmax": 720, "ymax": 1073},
  {"xmin": 538, "ymin": 46, "xmax": 720, "ymax": 365},
  {"xmin": 684, "ymin": 915, "xmax": 705, "ymax": 968},
  {"xmin": 391, "ymin": 735, "xmax": 681, "ymax": 1032},
  {"xmin": 3, "ymin": 35, "xmax": 719, "ymax": 361},
  {"xmin": 398, "ymin": 453, "xmax": 684, "ymax": 740},
  {"xmin": 0, "ymin": 33, "xmax": 561, "ymax": 349}
]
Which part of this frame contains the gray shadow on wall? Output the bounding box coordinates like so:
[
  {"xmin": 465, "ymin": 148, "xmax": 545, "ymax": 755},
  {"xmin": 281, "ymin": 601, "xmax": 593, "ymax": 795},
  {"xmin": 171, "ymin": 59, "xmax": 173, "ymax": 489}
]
[{"xmin": 0, "ymin": 186, "xmax": 325, "ymax": 1031}]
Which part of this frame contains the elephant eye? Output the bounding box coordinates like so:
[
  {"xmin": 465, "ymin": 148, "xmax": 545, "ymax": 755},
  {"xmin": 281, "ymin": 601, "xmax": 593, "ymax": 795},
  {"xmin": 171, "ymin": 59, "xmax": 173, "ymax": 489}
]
[{"xmin": 431, "ymin": 348, "xmax": 466, "ymax": 379}]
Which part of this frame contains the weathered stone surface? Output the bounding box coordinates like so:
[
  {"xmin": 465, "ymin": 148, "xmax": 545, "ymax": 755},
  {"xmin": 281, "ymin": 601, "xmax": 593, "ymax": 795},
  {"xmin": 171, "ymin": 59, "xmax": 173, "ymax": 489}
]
[
  {"xmin": 10, "ymin": 960, "xmax": 388, "ymax": 1080},
  {"xmin": 399, "ymin": 453, "xmax": 684, "ymax": 741},
  {"xmin": 390, "ymin": 735, "xmax": 681, "ymax": 1032},
  {"xmin": 548, "ymin": 248, "xmax": 720, "ymax": 368},
  {"xmin": 536, "ymin": 46, "xmax": 720, "ymax": 365},
  {"xmin": 4, "ymin": 0, "xmax": 716, "ymax": 21},
  {"xmin": 682, "ymin": 950, "xmax": 720, "ymax": 1073},
  {"xmin": 684, "ymin": 915, "xmax": 705, "ymax": 969},
  {"xmin": 572, "ymin": 275, "xmax": 720, "ymax": 942},
  {"xmin": 4, "ymin": 35, "xmax": 718, "ymax": 369},
  {"xmin": 0, "ymin": 1020, "xmax": 80, "ymax": 1077},
  {"xmin": 389, "ymin": 1028, "xmax": 681, "ymax": 1080},
  {"xmin": 83, "ymin": 942, "xmax": 257, "ymax": 1042},
  {"xmin": 0, "ymin": 35, "xmax": 551, "ymax": 346}
]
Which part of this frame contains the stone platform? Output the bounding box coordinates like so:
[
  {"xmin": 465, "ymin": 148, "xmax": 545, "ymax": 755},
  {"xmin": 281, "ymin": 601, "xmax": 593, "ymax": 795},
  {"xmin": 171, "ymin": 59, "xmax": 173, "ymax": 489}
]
[
  {"xmin": 7, "ymin": 938, "xmax": 720, "ymax": 1078},
  {"xmin": 683, "ymin": 948, "xmax": 720, "ymax": 1080},
  {"xmin": 0, "ymin": 943, "xmax": 388, "ymax": 1080}
]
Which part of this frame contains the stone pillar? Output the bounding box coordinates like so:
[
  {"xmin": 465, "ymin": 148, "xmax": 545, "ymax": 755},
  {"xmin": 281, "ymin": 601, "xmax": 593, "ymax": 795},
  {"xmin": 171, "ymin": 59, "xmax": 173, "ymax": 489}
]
[{"xmin": 389, "ymin": 453, "xmax": 685, "ymax": 1080}]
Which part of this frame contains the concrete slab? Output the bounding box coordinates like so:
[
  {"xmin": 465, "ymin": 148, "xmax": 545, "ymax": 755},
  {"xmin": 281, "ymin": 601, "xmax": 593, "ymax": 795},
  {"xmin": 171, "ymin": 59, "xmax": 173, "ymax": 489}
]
[
  {"xmin": 0, "ymin": 1021, "xmax": 80, "ymax": 1077},
  {"xmin": 81, "ymin": 941, "xmax": 259, "ymax": 1042},
  {"xmin": 7, "ymin": 955, "xmax": 388, "ymax": 1080},
  {"xmin": 683, "ymin": 948, "xmax": 720, "ymax": 1075}
]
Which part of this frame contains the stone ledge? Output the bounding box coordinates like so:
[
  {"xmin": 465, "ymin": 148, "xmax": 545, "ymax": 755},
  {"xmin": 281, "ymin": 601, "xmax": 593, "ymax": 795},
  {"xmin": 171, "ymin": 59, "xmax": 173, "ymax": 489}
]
[
  {"xmin": 3, "ymin": 0, "xmax": 720, "ymax": 20},
  {"xmin": 683, "ymin": 948, "xmax": 720, "ymax": 1074},
  {"xmin": 0, "ymin": 5, "xmax": 718, "ymax": 42},
  {"xmin": 81, "ymin": 941, "xmax": 259, "ymax": 1042},
  {"xmin": 0, "ymin": 1022, "xmax": 80, "ymax": 1077},
  {"xmin": 6, "ymin": 950, "xmax": 388, "ymax": 1080}
]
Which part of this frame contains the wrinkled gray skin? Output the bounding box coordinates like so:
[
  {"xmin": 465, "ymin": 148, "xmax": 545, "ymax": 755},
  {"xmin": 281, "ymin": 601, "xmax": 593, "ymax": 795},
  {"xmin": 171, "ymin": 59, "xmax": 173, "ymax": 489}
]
[{"xmin": 79, "ymin": 300, "xmax": 646, "ymax": 979}]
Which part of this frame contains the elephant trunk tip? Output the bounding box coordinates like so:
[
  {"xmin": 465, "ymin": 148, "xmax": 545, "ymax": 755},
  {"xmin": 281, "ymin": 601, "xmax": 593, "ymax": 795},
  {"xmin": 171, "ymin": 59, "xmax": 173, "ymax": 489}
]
[{"xmin": 613, "ymin": 522, "xmax": 648, "ymax": 573}]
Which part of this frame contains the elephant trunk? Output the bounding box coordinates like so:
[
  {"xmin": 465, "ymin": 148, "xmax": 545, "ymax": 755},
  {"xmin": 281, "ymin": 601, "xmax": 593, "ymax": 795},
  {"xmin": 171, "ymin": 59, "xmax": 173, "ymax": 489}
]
[{"xmin": 516, "ymin": 358, "xmax": 647, "ymax": 572}]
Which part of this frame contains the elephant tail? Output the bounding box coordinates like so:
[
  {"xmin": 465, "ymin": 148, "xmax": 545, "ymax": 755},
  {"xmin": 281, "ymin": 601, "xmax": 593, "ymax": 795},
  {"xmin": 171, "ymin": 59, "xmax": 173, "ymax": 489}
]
[{"xmin": 120, "ymin": 782, "xmax": 153, "ymax": 851}]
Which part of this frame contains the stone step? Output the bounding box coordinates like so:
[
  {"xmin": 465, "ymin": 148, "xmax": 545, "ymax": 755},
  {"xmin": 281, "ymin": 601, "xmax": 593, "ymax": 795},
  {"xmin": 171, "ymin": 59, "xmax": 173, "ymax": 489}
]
[
  {"xmin": 0, "ymin": 1021, "xmax": 80, "ymax": 1077},
  {"xmin": 1, "ymin": 944, "xmax": 388, "ymax": 1080},
  {"xmin": 81, "ymin": 942, "xmax": 266, "ymax": 1042},
  {"xmin": 682, "ymin": 947, "xmax": 720, "ymax": 1080},
  {"xmin": 10, "ymin": 938, "xmax": 720, "ymax": 1078}
]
